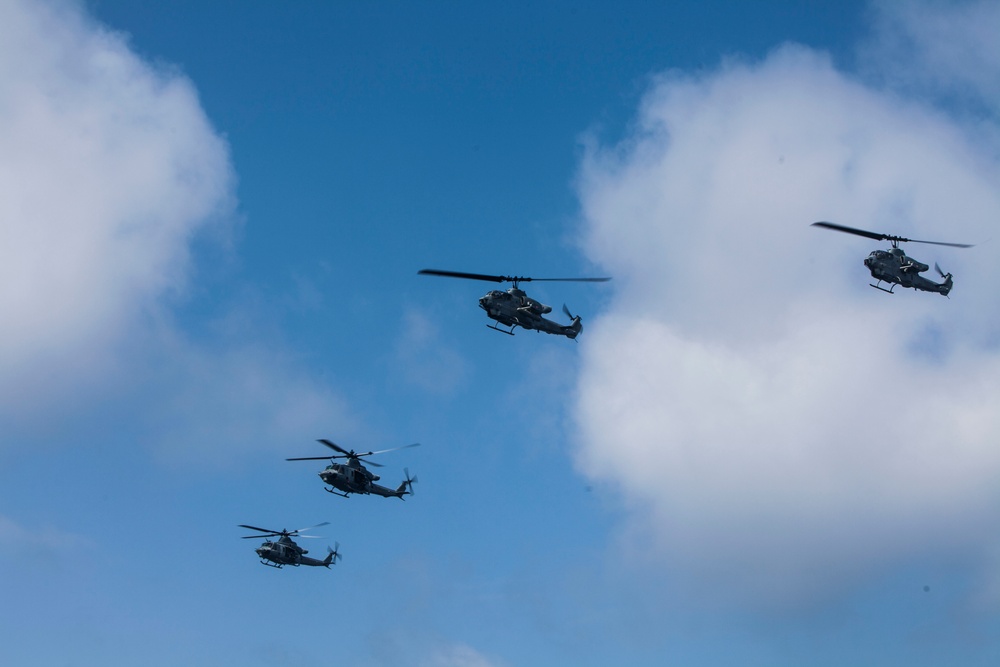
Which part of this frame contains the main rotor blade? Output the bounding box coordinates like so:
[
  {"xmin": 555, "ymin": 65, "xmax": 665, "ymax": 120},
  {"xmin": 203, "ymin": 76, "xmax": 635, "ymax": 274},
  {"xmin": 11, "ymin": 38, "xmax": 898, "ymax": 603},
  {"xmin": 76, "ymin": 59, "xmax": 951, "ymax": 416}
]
[
  {"xmin": 902, "ymin": 239, "xmax": 973, "ymax": 248},
  {"xmin": 293, "ymin": 521, "xmax": 330, "ymax": 534},
  {"xmin": 364, "ymin": 442, "xmax": 422, "ymax": 457},
  {"xmin": 332, "ymin": 453, "xmax": 383, "ymax": 467},
  {"xmin": 527, "ymin": 277, "xmax": 612, "ymax": 282},
  {"xmin": 331, "ymin": 442, "xmax": 420, "ymax": 466},
  {"xmin": 812, "ymin": 221, "xmax": 973, "ymax": 247},
  {"xmin": 811, "ymin": 221, "xmax": 887, "ymax": 241},
  {"xmin": 419, "ymin": 269, "xmax": 611, "ymax": 283},
  {"xmin": 419, "ymin": 269, "xmax": 507, "ymax": 283},
  {"xmin": 286, "ymin": 456, "xmax": 334, "ymax": 461},
  {"xmin": 318, "ymin": 439, "xmax": 351, "ymax": 455},
  {"xmin": 238, "ymin": 524, "xmax": 280, "ymax": 534}
]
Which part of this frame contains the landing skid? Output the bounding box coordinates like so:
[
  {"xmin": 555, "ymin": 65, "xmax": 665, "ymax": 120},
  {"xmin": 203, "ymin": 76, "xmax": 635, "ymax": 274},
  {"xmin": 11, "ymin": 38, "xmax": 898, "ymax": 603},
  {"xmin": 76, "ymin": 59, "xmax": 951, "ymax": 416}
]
[
  {"xmin": 324, "ymin": 487, "xmax": 351, "ymax": 498},
  {"xmin": 487, "ymin": 322, "xmax": 517, "ymax": 336},
  {"xmin": 260, "ymin": 559, "xmax": 284, "ymax": 569},
  {"xmin": 870, "ymin": 281, "xmax": 895, "ymax": 294}
]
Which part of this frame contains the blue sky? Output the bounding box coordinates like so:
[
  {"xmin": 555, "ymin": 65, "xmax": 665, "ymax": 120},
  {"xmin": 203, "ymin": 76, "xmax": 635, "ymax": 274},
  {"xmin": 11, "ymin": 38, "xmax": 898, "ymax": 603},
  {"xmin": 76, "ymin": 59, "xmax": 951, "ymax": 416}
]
[{"xmin": 2, "ymin": 1, "xmax": 1000, "ymax": 665}]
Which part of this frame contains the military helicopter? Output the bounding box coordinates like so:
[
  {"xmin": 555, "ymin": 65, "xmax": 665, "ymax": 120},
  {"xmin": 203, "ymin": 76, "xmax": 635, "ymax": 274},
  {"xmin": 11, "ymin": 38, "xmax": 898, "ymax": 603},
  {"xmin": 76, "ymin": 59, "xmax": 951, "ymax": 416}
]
[
  {"xmin": 239, "ymin": 522, "xmax": 341, "ymax": 569},
  {"xmin": 812, "ymin": 221, "xmax": 973, "ymax": 295},
  {"xmin": 418, "ymin": 269, "xmax": 611, "ymax": 338},
  {"xmin": 287, "ymin": 439, "xmax": 419, "ymax": 499}
]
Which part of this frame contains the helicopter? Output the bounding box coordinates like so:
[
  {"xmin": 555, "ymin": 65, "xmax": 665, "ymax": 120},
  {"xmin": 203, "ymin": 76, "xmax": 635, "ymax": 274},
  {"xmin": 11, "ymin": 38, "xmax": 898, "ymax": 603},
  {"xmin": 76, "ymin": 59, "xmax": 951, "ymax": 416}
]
[
  {"xmin": 287, "ymin": 439, "xmax": 419, "ymax": 499},
  {"xmin": 418, "ymin": 269, "xmax": 611, "ymax": 338},
  {"xmin": 239, "ymin": 522, "xmax": 341, "ymax": 569},
  {"xmin": 812, "ymin": 221, "xmax": 973, "ymax": 295}
]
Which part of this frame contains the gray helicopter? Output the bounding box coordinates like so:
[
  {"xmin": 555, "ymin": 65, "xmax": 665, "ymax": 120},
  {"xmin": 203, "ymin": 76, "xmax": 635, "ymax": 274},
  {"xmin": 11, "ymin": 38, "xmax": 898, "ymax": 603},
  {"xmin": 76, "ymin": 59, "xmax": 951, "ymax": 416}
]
[
  {"xmin": 239, "ymin": 522, "xmax": 341, "ymax": 569},
  {"xmin": 418, "ymin": 269, "xmax": 610, "ymax": 338},
  {"xmin": 812, "ymin": 222, "xmax": 973, "ymax": 295},
  {"xmin": 287, "ymin": 439, "xmax": 419, "ymax": 499}
]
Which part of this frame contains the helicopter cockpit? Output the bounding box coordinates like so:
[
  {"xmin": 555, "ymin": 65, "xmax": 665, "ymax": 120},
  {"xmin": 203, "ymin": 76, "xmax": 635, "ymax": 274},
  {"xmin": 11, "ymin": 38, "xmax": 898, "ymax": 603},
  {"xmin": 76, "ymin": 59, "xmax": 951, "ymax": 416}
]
[{"xmin": 864, "ymin": 249, "xmax": 898, "ymax": 269}]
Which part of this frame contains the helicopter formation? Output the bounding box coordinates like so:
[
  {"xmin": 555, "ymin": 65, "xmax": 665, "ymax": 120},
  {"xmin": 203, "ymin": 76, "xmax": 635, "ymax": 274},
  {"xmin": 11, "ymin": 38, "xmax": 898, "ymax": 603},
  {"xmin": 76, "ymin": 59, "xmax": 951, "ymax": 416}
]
[
  {"xmin": 240, "ymin": 269, "xmax": 610, "ymax": 568},
  {"xmin": 242, "ymin": 438, "xmax": 419, "ymax": 568},
  {"xmin": 244, "ymin": 232, "xmax": 970, "ymax": 568}
]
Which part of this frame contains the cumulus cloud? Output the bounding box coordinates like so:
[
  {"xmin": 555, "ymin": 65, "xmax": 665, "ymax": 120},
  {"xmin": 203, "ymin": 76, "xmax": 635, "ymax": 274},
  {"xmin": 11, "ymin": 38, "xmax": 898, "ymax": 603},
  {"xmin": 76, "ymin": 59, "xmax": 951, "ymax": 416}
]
[
  {"xmin": 0, "ymin": 1, "xmax": 359, "ymax": 460},
  {"xmin": 573, "ymin": 15, "xmax": 1000, "ymax": 608},
  {"xmin": 0, "ymin": 0, "xmax": 234, "ymax": 416}
]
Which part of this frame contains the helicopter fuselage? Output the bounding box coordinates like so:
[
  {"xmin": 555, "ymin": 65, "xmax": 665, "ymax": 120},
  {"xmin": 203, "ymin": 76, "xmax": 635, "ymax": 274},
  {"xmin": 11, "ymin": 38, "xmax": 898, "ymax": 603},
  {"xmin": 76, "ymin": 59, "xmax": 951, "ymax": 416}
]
[
  {"xmin": 318, "ymin": 460, "xmax": 410, "ymax": 498},
  {"xmin": 287, "ymin": 440, "xmax": 418, "ymax": 498},
  {"xmin": 255, "ymin": 537, "xmax": 333, "ymax": 568},
  {"xmin": 479, "ymin": 288, "xmax": 582, "ymax": 338},
  {"xmin": 863, "ymin": 247, "xmax": 952, "ymax": 295}
]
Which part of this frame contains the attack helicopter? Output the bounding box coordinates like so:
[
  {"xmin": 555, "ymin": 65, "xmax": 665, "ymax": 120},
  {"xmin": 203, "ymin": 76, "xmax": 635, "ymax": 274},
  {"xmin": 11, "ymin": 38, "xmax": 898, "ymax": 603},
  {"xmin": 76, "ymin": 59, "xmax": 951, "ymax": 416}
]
[
  {"xmin": 287, "ymin": 439, "xmax": 419, "ymax": 499},
  {"xmin": 418, "ymin": 269, "xmax": 611, "ymax": 338},
  {"xmin": 239, "ymin": 522, "xmax": 341, "ymax": 569},
  {"xmin": 812, "ymin": 221, "xmax": 973, "ymax": 295}
]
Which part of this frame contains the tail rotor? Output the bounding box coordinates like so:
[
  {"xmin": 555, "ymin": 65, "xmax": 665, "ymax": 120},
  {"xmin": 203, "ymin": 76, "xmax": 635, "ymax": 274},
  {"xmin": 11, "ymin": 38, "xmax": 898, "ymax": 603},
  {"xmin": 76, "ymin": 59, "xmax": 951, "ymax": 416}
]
[
  {"xmin": 934, "ymin": 262, "xmax": 954, "ymax": 296},
  {"xmin": 403, "ymin": 467, "xmax": 418, "ymax": 496},
  {"xmin": 328, "ymin": 543, "xmax": 342, "ymax": 566}
]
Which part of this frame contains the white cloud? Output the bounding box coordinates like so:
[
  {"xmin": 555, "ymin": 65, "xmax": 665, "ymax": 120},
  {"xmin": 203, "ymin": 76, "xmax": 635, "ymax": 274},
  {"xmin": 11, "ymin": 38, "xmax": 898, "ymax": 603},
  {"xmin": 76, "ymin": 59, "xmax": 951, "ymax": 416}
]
[
  {"xmin": 573, "ymin": 31, "xmax": 1000, "ymax": 607},
  {"xmin": 0, "ymin": 1, "xmax": 361, "ymax": 463},
  {"xmin": 0, "ymin": 0, "xmax": 234, "ymax": 416}
]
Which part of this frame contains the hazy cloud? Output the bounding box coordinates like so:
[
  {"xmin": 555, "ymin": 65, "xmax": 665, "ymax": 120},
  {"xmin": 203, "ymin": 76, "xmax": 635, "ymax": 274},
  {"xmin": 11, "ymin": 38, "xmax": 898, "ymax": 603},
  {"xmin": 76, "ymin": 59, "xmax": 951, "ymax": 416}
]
[
  {"xmin": 421, "ymin": 643, "xmax": 505, "ymax": 667},
  {"xmin": 573, "ymin": 15, "xmax": 1000, "ymax": 608},
  {"xmin": 0, "ymin": 514, "xmax": 91, "ymax": 556},
  {"xmin": 864, "ymin": 0, "xmax": 1000, "ymax": 106},
  {"xmin": 394, "ymin": 309, "xmax": 471, "ymax": 394},
  {"xmin": 138, "ymin": 329, "xmax": 361, "ymax": 467}
]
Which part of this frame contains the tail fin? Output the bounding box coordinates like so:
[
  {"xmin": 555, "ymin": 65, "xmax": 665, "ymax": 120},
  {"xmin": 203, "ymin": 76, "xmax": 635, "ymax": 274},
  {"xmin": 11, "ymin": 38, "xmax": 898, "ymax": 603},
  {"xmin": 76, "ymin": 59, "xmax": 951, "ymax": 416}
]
[
  {"xmin": 935, "ymin": 263, "xmax": 953, "ymax": 296},
  {"xmin": 567, "ymin": 316, "xmax": 583, "ymax": 339},
  {"xmin": 562, "ymin": 304, "xmax": 583, "ymax": 339},
  {"xmin": 395, "ymin": 468, "xmax": 417, "ymax": 498},
  {"xmin": 940, "ymin": 274, "xmax": 953, "ymax": 296}
]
